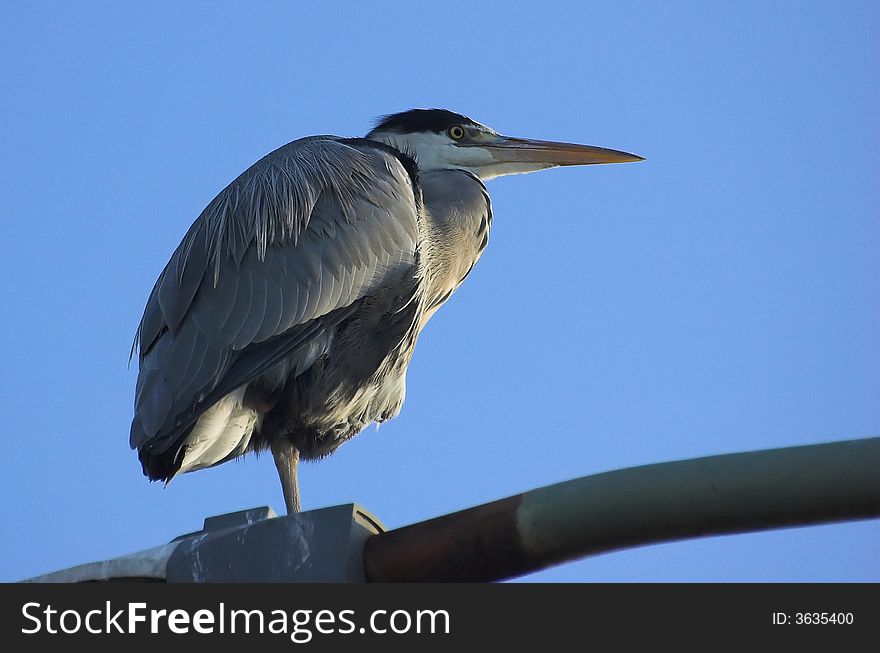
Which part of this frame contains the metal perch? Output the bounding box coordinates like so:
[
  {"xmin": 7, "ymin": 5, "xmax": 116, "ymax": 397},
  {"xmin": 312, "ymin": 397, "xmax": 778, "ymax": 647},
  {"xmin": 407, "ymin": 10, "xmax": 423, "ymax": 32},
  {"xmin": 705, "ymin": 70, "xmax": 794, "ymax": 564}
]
[{"xmin": 24, "ymin": 437, "xmax": 880, "ymax": 582}]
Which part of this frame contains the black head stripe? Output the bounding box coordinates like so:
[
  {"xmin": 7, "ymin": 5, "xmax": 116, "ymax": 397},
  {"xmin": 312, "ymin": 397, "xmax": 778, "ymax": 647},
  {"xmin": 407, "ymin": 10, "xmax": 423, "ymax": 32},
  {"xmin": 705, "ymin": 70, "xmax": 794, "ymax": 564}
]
[{"xmin": 370, "ymin": 108, "xmax": 479, "ymax": 135}]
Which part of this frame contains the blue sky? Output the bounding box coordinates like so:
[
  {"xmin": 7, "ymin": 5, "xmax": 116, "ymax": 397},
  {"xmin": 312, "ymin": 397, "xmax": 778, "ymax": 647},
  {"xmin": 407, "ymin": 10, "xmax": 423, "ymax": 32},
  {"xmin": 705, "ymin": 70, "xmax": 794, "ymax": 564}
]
[{"xmin": 1, "ymin": 1, "xmax": 877, "ymax": 582}]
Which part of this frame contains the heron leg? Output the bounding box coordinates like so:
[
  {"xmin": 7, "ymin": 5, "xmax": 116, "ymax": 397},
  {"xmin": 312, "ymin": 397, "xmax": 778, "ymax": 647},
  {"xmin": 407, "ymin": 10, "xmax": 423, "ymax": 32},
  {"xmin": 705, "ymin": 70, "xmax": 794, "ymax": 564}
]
[{"xmin": 271, "ymin": 439, "xmax": 301, "ymax": 514}]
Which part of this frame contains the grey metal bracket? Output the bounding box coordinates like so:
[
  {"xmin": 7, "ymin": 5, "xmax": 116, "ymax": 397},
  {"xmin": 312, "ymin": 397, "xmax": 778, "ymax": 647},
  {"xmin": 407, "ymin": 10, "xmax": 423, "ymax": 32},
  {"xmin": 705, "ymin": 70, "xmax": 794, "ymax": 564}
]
[
  {"xmin": 23, "ymin": 503, "xmax": 384, "ymax": 583},
  {"xmin": 166, "ymin": 504, "xmax": 384, "ymax": 582}
]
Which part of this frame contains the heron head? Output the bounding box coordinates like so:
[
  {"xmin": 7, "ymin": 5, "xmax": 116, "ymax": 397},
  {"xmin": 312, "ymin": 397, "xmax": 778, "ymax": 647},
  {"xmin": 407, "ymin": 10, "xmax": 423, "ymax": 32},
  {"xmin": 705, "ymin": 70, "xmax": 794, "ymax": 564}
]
[{"xmin": 366, "ymin": 108, "xmax": 643, "ymax": 181}]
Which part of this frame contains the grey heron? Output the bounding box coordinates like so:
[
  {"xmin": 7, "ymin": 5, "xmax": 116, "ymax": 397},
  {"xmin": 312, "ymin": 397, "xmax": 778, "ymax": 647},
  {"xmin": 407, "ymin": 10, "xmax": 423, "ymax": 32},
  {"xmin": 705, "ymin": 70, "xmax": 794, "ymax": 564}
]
[{"xmin": 131, "ymin": 109, "xmax": 643, "ymax": 514}]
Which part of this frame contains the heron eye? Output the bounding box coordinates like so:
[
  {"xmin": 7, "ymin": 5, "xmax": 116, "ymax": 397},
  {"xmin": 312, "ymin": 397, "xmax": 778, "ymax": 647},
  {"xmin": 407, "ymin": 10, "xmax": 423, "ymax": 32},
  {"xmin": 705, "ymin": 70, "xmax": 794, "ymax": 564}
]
[{"xmin": 447, "ymin": 125, "xmax": 465, "ymax": 141}]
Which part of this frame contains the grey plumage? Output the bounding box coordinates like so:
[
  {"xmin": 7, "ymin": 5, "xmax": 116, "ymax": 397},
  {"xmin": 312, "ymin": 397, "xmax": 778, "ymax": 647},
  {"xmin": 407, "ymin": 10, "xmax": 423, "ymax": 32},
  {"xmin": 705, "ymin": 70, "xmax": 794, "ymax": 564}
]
[
  {"xmin": 132, "ymin": 137, "xmax": 425, "ymax": 472},
  {"xmin": 130, "ymin": 109, "xmax": 642, "ymax": 512}
]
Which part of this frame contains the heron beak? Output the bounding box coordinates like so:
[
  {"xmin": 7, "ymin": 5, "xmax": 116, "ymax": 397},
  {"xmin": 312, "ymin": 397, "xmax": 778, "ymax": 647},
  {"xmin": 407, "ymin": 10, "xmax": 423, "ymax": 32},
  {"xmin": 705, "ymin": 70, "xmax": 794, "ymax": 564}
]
[{"xmin": 482, "ymin": 135, "xmax": 644, "ymax": 166}]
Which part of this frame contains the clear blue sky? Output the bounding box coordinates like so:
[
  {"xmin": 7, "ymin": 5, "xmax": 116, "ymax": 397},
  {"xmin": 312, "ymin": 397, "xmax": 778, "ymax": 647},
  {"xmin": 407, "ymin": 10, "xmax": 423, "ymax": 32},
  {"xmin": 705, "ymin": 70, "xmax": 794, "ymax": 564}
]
[{"xmin": 1, "ymin": 1, "xmax": 877, "ymax": 582}]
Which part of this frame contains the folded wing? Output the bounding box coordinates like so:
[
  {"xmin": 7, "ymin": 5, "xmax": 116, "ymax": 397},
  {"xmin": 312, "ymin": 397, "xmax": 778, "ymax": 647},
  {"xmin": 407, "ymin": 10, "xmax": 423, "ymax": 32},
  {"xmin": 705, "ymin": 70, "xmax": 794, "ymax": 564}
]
[{"xmin": 130, "ymin": 137, "xmax": 422, "ymax": 473}]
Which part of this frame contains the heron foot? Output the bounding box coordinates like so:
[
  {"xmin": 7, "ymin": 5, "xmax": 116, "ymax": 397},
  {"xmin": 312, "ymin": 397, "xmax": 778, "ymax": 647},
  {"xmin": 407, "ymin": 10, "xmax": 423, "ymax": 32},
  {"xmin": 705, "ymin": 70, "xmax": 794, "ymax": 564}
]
[{"xmin": 271, "ymin": 439, "xmax": 301, "ymax": 514}]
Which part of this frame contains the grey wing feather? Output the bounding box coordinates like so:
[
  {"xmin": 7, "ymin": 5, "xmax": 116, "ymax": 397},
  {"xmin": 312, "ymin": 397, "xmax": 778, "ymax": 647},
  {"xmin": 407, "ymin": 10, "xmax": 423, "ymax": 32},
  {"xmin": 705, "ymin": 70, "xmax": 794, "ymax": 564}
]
[{"xmin": 131, "ymin": 137, "xmax": 420, "ymax": 453}]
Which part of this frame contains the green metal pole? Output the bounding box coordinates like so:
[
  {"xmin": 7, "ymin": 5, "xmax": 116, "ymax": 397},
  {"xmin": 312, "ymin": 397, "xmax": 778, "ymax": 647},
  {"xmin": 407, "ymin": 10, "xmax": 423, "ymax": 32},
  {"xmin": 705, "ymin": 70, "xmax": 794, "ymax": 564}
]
[{"xmin": 364, "ymin": 437, "xmax": 880, "ymax": 582}]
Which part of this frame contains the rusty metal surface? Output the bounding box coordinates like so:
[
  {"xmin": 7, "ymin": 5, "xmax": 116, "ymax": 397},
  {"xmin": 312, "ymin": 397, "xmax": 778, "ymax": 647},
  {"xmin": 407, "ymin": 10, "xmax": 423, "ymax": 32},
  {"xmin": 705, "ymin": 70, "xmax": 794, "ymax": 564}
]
[
  {"xmin": 364, "ymin": 495, "xmax": 532, "ymax": 582},
  {"xmin": 365, "ymin": 437, "xmax": 880, "ymax": 582}
]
